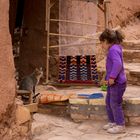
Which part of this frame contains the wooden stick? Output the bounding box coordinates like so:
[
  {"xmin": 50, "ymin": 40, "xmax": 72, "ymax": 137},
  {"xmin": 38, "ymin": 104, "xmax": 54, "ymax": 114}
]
[
  {"xmin": 104, "ymin": 0, "xmax": 111, "ymax": 3},
  {"xmin": 49, "ymin": 33, "xmax": 99, "ymax": 40},
  {"xmin": 48, "ymin": 25, "xmax": 121, "ymax": 49},
  {"xmin": 48, "ymin": 26, "xmax": 121, "ymax": 49},
  {"xmin": 46, "ymin": 0, "xmax": 50, "ymax": 83},
  {"xmin": 50, "ymin": 0, "xmax": 57, "ymax": 9},
  {"xmin": 49, "ymin": 42, "xmax": 100, "ymax": 49},
  {"xmin": 16, "ymin": 90, "xmax": 31, "ymax": 95},
  {"xmin": 97, "ymin": 4, "xmax": 104, "ymax": 12},
  {"xmin": 88, "ymin": 26, "xmax": 120, "ymax": 39},
  {"xmin": 50, "ymin": 18, "xmax": 103, "ymax": 27},
  {"xmin": 104, "ymin": 0, "xmax": 111, "ymax": 28}
]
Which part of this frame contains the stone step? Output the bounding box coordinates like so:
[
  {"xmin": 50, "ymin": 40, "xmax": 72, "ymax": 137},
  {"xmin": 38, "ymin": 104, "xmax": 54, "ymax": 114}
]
[
  {"xmin": 123, "ymin": 40, "xmax": 140, "ymax": 50},
  {"xmin": 97, "ymin": 63, "xmax": 140, "ymax": 86},
  {"xmin": 123, "ymin": 49, "xmax": 140, "ymax": 63},
  {"xmin": 125, "ymin": 63, "xmax": 140, "ymax": 86},
  {"xmin": 69, "ymin": 85, "xmax": 140, "ymax": 125}
]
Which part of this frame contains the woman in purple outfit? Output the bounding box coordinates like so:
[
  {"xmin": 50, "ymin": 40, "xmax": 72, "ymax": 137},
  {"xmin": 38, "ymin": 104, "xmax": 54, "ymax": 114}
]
[{"xmin": 99, "ymin": 29, "xmax": 127, "ymax": 134}]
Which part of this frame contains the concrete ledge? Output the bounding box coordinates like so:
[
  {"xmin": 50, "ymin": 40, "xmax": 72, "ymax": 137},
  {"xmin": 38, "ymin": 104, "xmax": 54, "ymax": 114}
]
[
  {"xmin": 69, "ymin": 98, "xmax": 88, "ymax": 105},
  {"xmin": 70, "ymin": 104, "xmax": 90, "ymax": 115},
  {"xmin": 89, "ymin": 105, "xmax": 106, "ymax": 115},
  {"xmin": 69, "ymin": 96, "xmax": 140, "ymax": 125},
  {"xmin": 89, "ymin": 98, "xmax": 105, "ymax": 105},
  {"xmin": 125, "ymin": 97, "xmax": 140, "ymax": 104}
]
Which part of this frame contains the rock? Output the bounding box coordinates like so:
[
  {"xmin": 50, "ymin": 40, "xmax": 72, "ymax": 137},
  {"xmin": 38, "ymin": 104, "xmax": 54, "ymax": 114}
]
[
  {"xmin": 48, "ymin": 136, "xmax": 75, "ymax": 140},
  {"xmin": 125, "ymin": 97, "xmax": 140, "ymax": 105},
  {"xmin": 16, "ymin": 105, "xmax": 31, "ymax": 124},
  {"xmin": 20, "ymin": 126, "xmax": 28, "ymax": 135},
  {"xmin": 24, "ymin": 103, "xmax": 38, "ymax": 113},
  {"xmin": 32, "ymin": 123, "xmax": 49, "ymax": 136},
  {"xmin": 129, "ymin": 116, "xmax": 140, "ymax": 125},
  {"xmin": 33, "ymin": 113, "xmax": 48, "ymax": 122},
  {"xmin": 77, "ymin": 122, "xmax": 93, "ymax": 131},
  {"xmin": 71, "ymin": 113, "xmax": 89, "ymax": 122},
  {"xmin": 15, "ymin": 98, "xmax": 23, "ymax": 105},
  {"xmin": 46, "ymin": 85, "xmax": 58, "ymax": 91},
  {"xmin": 90, "ymin": 114, "xmax": 107, "ymax": 121}
]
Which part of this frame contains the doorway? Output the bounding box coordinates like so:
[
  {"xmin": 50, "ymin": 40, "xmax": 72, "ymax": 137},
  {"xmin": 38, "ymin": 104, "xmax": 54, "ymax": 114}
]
[{"xmin": 9, "ymin": 0, "xmax": 47, "ymax": 81}]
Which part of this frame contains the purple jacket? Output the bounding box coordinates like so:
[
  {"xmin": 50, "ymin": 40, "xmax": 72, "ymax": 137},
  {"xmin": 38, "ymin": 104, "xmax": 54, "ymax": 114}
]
[{"xmin": 105, "ymin": 44, "xmax": 127, "ymax": 84}]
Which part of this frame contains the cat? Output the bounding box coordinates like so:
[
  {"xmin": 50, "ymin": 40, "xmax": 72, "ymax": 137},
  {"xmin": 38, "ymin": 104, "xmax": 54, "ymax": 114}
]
[{"xmin": 19, "ymin": 67, "xmax": 43, "ymax": 95}]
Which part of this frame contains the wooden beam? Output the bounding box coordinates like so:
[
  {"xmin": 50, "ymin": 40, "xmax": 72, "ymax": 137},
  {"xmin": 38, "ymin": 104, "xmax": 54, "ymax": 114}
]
[
  {"xmin": 48, "ymin": 26, "xmax": 121, "ymax": 49},
  {"xmin": 16, "ymin": 90, "xmax": 31, "ymax": 95},
  {"xmin": 49, "ymin": 42, "xmax": 100, "ymax": 49},
  {"xmin": 50, "ymin": 19, "xmax": 103, "ymax": 27},
  {"xmin": 16, "ymin": 90, "xmax": 33, "ymax": 103},
  {"xmin": 49, "ymin": 33, "xmax": 99, "ymax": 40}
]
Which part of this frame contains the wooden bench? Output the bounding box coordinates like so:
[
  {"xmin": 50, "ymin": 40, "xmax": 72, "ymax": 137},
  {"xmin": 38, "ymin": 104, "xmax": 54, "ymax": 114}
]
[{"xmin": 16, "ymin": 90, "xmax": 33, "ymax": 104}]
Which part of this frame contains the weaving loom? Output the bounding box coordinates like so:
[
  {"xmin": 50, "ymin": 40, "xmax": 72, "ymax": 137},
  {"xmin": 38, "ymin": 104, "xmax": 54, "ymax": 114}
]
[
  {"xmin": 58, "ymin": 0, "xmax": 98, "ymax": 85},
  {"xmin": 58, "ymin": 55, "xmax": 98, "ymax": 84}
]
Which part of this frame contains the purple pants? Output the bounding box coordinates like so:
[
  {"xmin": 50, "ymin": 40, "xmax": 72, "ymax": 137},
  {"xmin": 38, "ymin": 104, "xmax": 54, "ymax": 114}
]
[{"xmin": 106, "ymin": 82, "xmax": 126, "ymax": 125}]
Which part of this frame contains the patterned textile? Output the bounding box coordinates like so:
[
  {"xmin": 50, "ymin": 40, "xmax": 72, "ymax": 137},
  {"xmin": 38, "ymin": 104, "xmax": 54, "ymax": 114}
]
[
  {"xmin": 58, "ymin": 55, "xmax": 98, "ymax": 84},
  {"xmin": 58, "ymin": 56, "xmax": 67, "ymax": 82}
]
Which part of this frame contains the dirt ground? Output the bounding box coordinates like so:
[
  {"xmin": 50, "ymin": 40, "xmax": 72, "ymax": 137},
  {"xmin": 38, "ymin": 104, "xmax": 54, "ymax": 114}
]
[
  {"xmin": 32, "ymin": 85, "xmax": 140, "ymax": 140},
  {"xmin": 32, "ymin": 113, "xmax": 140, "ymax": 140}
]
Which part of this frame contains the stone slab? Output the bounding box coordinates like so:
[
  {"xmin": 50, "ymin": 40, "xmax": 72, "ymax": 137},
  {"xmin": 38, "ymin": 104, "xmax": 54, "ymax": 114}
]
[
  {"xmin": 89, "ymin": 98, "xmax": 105, "ymax": 105},
  {"xmin": 69, "ymin": 98, "xmax": 88, "ymax": 105}
]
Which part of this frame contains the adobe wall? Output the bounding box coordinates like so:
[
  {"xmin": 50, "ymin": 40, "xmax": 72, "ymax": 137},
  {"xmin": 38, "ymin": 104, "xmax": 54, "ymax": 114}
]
[{"xmin": 0, "ymin": 1, "xmax": 31, "ymax": 139}]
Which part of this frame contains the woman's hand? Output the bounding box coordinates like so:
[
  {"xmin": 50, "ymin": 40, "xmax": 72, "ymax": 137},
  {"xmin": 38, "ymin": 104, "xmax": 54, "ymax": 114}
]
[{"xmin": 108, "ymin": 78, "xmax": 115, "ymax": 85}]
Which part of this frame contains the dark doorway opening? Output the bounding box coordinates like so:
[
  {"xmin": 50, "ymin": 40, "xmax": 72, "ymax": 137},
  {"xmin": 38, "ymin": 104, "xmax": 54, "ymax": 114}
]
[{"xmin": 9, "ymin": 0, "xmax": 46, "ymax": 82}]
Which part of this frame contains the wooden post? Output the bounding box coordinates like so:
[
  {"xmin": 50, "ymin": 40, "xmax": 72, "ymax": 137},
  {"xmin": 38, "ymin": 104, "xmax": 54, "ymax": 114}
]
[
  {"xmin": 104, "ymin": 0, "xmax": 110, "ymax": 29},
  {"xmin": 29, "ymin": 91, "xmax": 33, "ymax": 104},
  {"xmin": 46, "ymin": 0, "xmax": 50, "ymax": 83}
]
